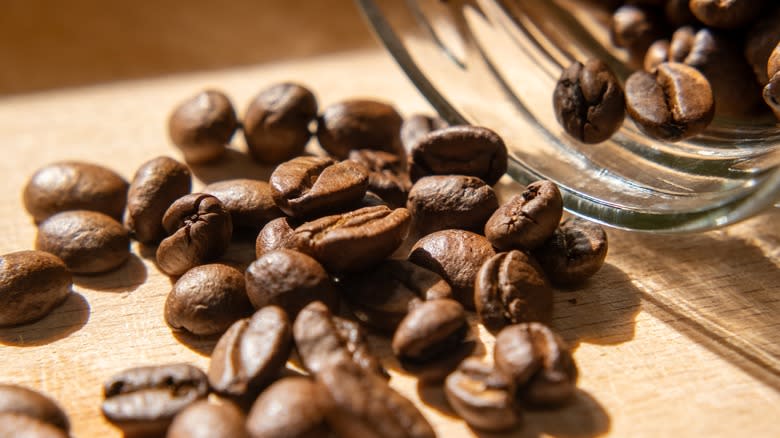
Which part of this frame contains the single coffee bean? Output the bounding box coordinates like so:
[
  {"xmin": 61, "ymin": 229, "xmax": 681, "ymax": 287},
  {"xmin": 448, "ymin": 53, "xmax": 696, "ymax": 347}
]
[
  {"xmin": 625, "ymin": 62, "xmax": 715, "ymax": 141},
  {"xmin": 166, "ymin": 400, "xmax": 248, "ymax": 438},
  {"xmin": 768, "ymin": 43, "xmax": 780, "ymax": 81},
  {"xmin": 102, "ymin": 363, "xmax": 209, "ymax": 437},
  {"xmin": 553, "ymin": 59, "xmax": 625, "ymax": 143},
  {"xmin": 341, "ymin": 259, "xmax": 453, "ymax": 332},
  {"xmin": 400, "ymin": 114, "xmax": 449, "ymax": 154},
  {"xmin": 475, "ymin": 250, "xmax": 553, "ymax": 333},
  {"xmin": 246, "ymin": 377, "xmax": 333, "ymax": 438},
  {"xmin": 0, "ymin": 251, "xmax": 71, "ymax": 327},
  {"xmin": 244, "ymin": 82, "xmax": 318, "ymax": 164},
  {"xmin": 203, "ymin": 179, "xmax": 283, "ymax": 230},
  {"xmin": 125, "ymin": 156, "xmax": 191, "ymax": 244},
  {"xmin": 409, "ymin": 126, "xmax": 508, "ymax": 185},
  {"xmin": 444, "ymin": 357, "xmax": 521, "ymax": 432},
  {"xmin": 35, "ymin": 211, "xmax": 130, "ymax": 274},
  {"xmin": 689, "ymin": 0, "xmax": 766, "ymax": 29},
  {"xmin": 348, "ymin": 149, "xmax": 411, "ymax": 208},
  {"xmin": 407, "ymin": 175, "xmax": 498, "ymax": 235},
  {"xmin": 408, "ymin": 229, "xmax": 496, "ymax": 309},
  {"xmin": 494, "ymin": 323, "xmax": 578, "ymax": 406},
  {"xmin": 255, "ymin": 216, "xmax": 299, "ymax": 258},
  {"xmin": 610, "ymin": 4, "xmax": 665, "ymax": 54},
  {"xmin": 156, "ymin": 194, "xmax": 232, "ymax": 276},
  {"xmin": 164, "ymin": 264, "xmax": 252, "ymax": 336},
  {"xmin": 744, "ymin": 6, "xmax": 780, "ymax": 85},
  {"xmin": 534, "ymin": 217, "xmax": 608, "ymax": 287},
  {"xmin": 484, "ymin": 180, "xmax": 563, "ymax": 251},
  {"xmin": 0, "ymin": 384, "xmax": 69, "ymax": 432},
  {"xmin": 0, "ymin": 414, "xmax": 68, "ymax": 438},
  {"xmin": 316, "ymin": 99, "xmax": 405, "ymax": 160},
  {"xmin": 668, "ymin": 26, "xmax": 696, "ymax": 63},
  {"xmin": 763, "ymin": 43, "xmax": 780, "ymax": 119},
  {"xmin": 270, "ymin": 156, "xmax": 369, "ymax": 218},
  {"xmin": 23, "ymin": 161, "xmax": 128, "ymax": 224},
  {"xmin": 644, "ymin": 39, "xmax": 670, "ymax": 72},
  {"xmin": 168, "ymin": 90, "xmax": 239, "ymax": 164}
]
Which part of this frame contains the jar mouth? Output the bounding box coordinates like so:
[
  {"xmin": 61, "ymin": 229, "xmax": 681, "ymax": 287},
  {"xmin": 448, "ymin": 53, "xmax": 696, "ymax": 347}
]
[{"xmin": 357, "ymin": 0, "xmax": 780, "ymax": 232}]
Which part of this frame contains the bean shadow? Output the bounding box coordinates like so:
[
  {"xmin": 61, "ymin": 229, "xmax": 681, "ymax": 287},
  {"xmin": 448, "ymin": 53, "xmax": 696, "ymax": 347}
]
[
  {"xmin": 0, "ymin": 292, "xmax": 90, "ymax": 346},
  {"xmin": 73, "ymin": 254, "xmax": 147, "ymax": 292},
  {"xmin": 189, "ymin": 148, "xmax": 275, "ymax": 185},
  {"xmin": 171, "ymin": 330, "xmax": 219, "ymax": 357}
]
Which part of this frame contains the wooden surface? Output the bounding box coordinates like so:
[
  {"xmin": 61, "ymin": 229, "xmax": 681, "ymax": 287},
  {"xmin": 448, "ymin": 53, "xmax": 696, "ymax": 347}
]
[{"xmin": 1, "ymin": 1, "xmax": 779, "ymax": 437}]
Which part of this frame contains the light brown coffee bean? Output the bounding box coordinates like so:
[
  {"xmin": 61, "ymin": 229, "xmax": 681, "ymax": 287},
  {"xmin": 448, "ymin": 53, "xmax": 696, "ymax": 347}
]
[{"xmin": 0, "ymin": 251, "xmax": 72, "ymax": 327}]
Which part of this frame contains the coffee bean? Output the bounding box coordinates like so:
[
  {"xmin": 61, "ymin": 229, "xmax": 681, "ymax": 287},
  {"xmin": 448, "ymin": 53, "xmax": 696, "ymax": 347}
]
[
  {"xmin": 270, "ymin": 156, "xmax": 368, "ymax": 218},
  {"xmin": 244, "ymin": 83, "xmax": 318, "ymax": 164},
  {"xmin": 744, "ymin": 6, "xmax": 780, "ymax": 85},
  {"xmin": 0, "ymin": 251, "xmax": 71, "ymax": 327},
  {"xmin": 625, "ymin": 62, "xmax": 715, "ymax": 141},
  {"xmin": 689, "ymin": 0, "xmax": 766, "ymax": 29},
  {"xmin": 484, "ymin": 180, "xmax": 563, "ymax": 251},
  {"xmin": 168, "ymin": 90, "xmax": 238, "ymax": 164},
  {"xmin": 400, "ymin": 114, "xmax": 448, "ymax": 154},
  {"xmin": 768, "ymin": 43, "xmax": 780, "ymax": 81},
  {"xmin": 765, "ymin": 61, "xmax": 780, "ymax": 119},
  {"xmin": 23, "ymin": 161, "xmax": 128, "ymax": 224},
  {"xmin": 644, "ymin": 39, "xmax": 670, "ymax": 72},
  {"xmin": 0, "ymin": 414, "xmax": 68, "ymax": 438},
  {"xmin": 156, "ymin": 194, "xmax": 232, "ymax": 276},
  {"xmin": 35, "ymin": 211, "xmax": 130, "ymax": 274},
  {"xmin": 102, "ymin": 363, "xmax": 209, "ymax": 437},
  {"xmin": 407, "ymin": 175, "xmax": 498, "ymax": 235},
  {"xmin": 409, "ymin": 126, "xmax": 508, "ymax": 185},
  {"xmin": 494, "ymin": 323, "xmax": 578, "ymax": 406},
  {"xmin": 553, "ymin": 59, "xmax": 625, "ymax": 143},
  {"xmin": 668, "ymin": 26, "xmax": 696, "ymax": 62},
  {"xmin": 245, "ymin": 249, "xmax": 337, "ymax": 317},
  {"xmin": 408, "ymin": 229, "xmax": 496, "ymax": 309},
  {"xmin": 444, "ymin": 357, "xmax": 521, "ymax": 432},
  {"xmin": 246, "ymin": 377, "xmax": 333, "ymax": 438},
  {"xmin": 534, "ymin": 217, "xmax": 608, "ymax": 287},
  {"xmin": 203, "ymin": 179, "xmax": 283, "ymax": 230},
  {"xmin": 610, "ymin": 4, "xmax": 665, "ymax": 54},
  {"xmin": 166, "ymin": 400, "xmax": 248, "ymax": 438},
  {"xmin": 0, "ymin": 384, "xmax": 69, "ymax": 432},
  {"xmin": 164, "ymin": 264, "xmax": 252, "ymax": 336},
  {"xmin": 208, "ymin": 306, "xmax": 292, "ymax": 401},
  {"xmin": 316, "ymin": 99, "xmax": 404, "ymax": 160},
  {"xmin": 255, "ymin": 216, "xmax": 299, "ymax": 258},
  {"xmin": 348, "ymin": 149, "xmax": 411, "ymax": 208}
]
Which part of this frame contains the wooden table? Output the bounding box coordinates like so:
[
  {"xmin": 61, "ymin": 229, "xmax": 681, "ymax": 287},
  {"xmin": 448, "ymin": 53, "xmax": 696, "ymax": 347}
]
[{"xmin": 1, "ymin": 1, "xmax": 778, "ymax": 436}]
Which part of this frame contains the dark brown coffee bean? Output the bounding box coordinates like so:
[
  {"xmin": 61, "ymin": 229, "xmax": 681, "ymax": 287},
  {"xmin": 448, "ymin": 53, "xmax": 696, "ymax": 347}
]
[
  {"xmin": 409, "ymin": 126, "xmax": 508, "ymax": 185},
  {"xmin": 644, "ymin": 39, "xmax": 670, "ymax": 72},
  {"xmin": 400, "ymin": 114, "xmax": 448, "ymax": 154},
  {"xmin": 156, "ymin": 194, "xmax": 232, "ymax": 276},
  {"xmin": 765, "ymin": 53, "xmax": 780, "ymax": 119},
  {"xmin": 625, "ymin": 62, "xmax": 715, "ymax": 141},
  {"xmin": 35, "ymin": 211, "xmax": 130, "ymax": 274},
  {"xmin": 246, "ymin": 249, "xmax": 337, "ymax": 317},
  {"xmin": 203, "ymin": 179, "xmax": 283, "ymax": 230},
  {"xmin": 535, "ymin": 217, "xmax": 608, "ymax": 287},
  {"xmin": 244, "ymin": 83, "xmax": 318, "ymax": 164},
  {"xmin": 246, "ymin": 377, "xmax": 333, "ymax": 438},
  {"xmin": 0, "ymin": 384, "xmax": 69, "ymax": 432},
  {"xmin": 23, "ymin": 161, "xmax": 128, "ymax": 224},
  {"xmin": 167, "ymin": 400, "xmax": 248, "ymax": 438},
  {"xmin": 689, "ymin": 0, "xmax": 766, "ymax": 29},
  {"xmin": 744, "ymin": 6, "xmax": 780, "ymax": 85},
  {"xmin": 168, "ymin": 90, "xmax": 238, "ymax": 164},
  {"xmin": 348, "ymin": 149, "xmax": 411, "ymax": 208},
  {"xmin": 208, "ymin": 306, "xmax": 292, "ymax": 402},
  {"xmin": 668, "ymin": 26, "xmax": 696, "ymax": 63},
  {"xmin": 407, "ymin": 175, "xmax": 498, "ymax": 235},
  {"xmin": 125, "ymin": 156, "xmax": 191, "ymax": 244},
  {"xmin": 494, "ymin": 323, "xmax": 578, "ymax": 406},
  {"xmin": 255, "ymin": 216, "xmax": 299, "ymax": 258},
  {"xmin": 316, "ymin": 99, "xmax": 404, "ymax": 160},
  {"xmin": 610, "ymin": 5, "xmax": 665, "ymax": 54},
  {"xmin": 484, "ymin": 180, "xmax": 563, "ymax": 251},
  {"xmin": 0, "ymin": 251, "xmax": 71, "ymax": 327},
  {"xmin": 102, "ymin": 363, "xmax": 209, "ymax": 437},
  {"xmin": 408, "ymin": 229, "xmax": 496, "ymax": 309},
  {"xmin": 444, "ymin": 357, "xmax": 521, "ymax": 432},
  {"xmin": 164, "ymin": 264, "xmax": 252, "ymax": 336},
  {"xmin": 553, "ymin": 59, "xmax": 625, "ymax": 143},
  {"xmin": 341, "ymin": 259, "xmax": 452, "ymax": 332},
  {"xmin": 270, "ymin": 156, "xmax": 369, "ymax": 218},
  {"xmin": 0, "ymin": 414, "xmax": 68, "ymax": 438}
]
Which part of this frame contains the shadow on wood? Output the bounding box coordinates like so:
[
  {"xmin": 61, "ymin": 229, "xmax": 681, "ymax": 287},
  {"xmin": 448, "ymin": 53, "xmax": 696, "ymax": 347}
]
[
  {"xmin": 0, "ymin": 292, "xmax": 90, "ymax": 346},
  {"xmin": 73, "ymin": 254, "xmax": 148, "ymax": 293}
]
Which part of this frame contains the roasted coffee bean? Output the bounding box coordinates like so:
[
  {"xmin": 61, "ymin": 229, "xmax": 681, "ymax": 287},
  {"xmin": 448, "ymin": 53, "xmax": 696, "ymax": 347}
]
[
  {"xmin": 168, "ymin": 90, "xmax": 239, "ymax": 164},
  {"xmin": 316, "ymin": 99, "xmax": 405, "ymax": 160},
  {"xmin": 167, "ymin": 400, "xmax": 248, "ymax": 438},
  {"xmin": 409, "ymin": 126, "xmax": 508, "ymax": 185},
  {"xmin": 0, "ymin": 251, "xmax": 71, "ymax": 327},
  {"xmin": 535, "ymin": 217, "xmax": 608, "ymax": 287},
  {"xmin": 164, "ymin": 264, "xmax": 252, "ymax": 336},
  {"xmin": 553, "ymin": 59, "xmax": 625, "ymax": 143},
  {"xmin": 0, "ymin": 414, "xmax": 68, "ymax": 438},
  {"xmin": 764, "ymin": 47, "xmax": 780, "ymax": 119},
  {"xmin": 244, "ymin": 83, "xmax": 318, "ymax": 164},
  {"xmin": 293, "ymin": 301, "xmax": 386, "ymax": 378},
  {"xmin": 644, "ymin": 39, "xmax": 670, "ymax": 72},
  {"xmin": 156, "ymin": 194, "xmax": 232, "ymax": 276},
  {"xmin": 400, "ymin": 114, "xmax": 448, "ymax": 154},
  {"xmin": 341, "ymin": 259, "xmax": 452, "ymax": 332},
  {"xmin": 484, "ymin": 180, "xmax": 563, "ymax": 251},
  {"xmin": 102, "ymin": 363, "xmax": 209, "ymax": 437},
  {"xmin": 348, "ymin": 149, "xmax": 411, "ymax": 208},
  {"xmin": 494, "ymin": 323, "xmax": 578, "ymax": 406},
  {"xmin": 125, "ymin": 156, "xmax": 192, "ymax": 244},
  {"xmin": 408, "ymin": 229, "xmax": 496, "ymax": 309},
  {"xmin": 625, "ymin": 62, "xmax": 715, "ymax": 141},
  {"xmin": 689, "ymin": 0, "xmax": 766, "ymax": 29},
  {"xmin": 270, "ymin": 156, "xmax": 369, "ymax": 218},
  {"xmin": 610, "ymin": 4, "xmax": 665, "ymax": 54},
  {"xmin": 203, "ymin": 179, "xmax": 283, "ymax": 230},
  {"xmin": 407, "ymin": 175, "xmax": 498, "ymax": 235},
  {"xmin": 23, "ymin": 161, "xmax": 128, "ymax": 224},
  {"xmin": 444, "ymin": 357, "xmax": 521, "ymax": 432},
  {"xmin": 36, "ymin": 211, "xmax": 130, "ymax": 274},
  {"xmin": 246, "ymin": 377, "xmax": 333, "ymax": 438},
  {"xmin": 245, "ymin": 249, "xmax": 337, "ymax": 317},
  {"xmin": 475, "ymin": 251, "xmax": 552, "ymax": 332},
  {"xmin": 255, "ymin": 216, "xmax": 299, "ymax": 258},
  {"xmin": 0, "ymin": 384, "xmax": 69, "ymax": 432},
  {"xmin": 744, "ymin": 6, "xmax": 780, "ymax": 85}
]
